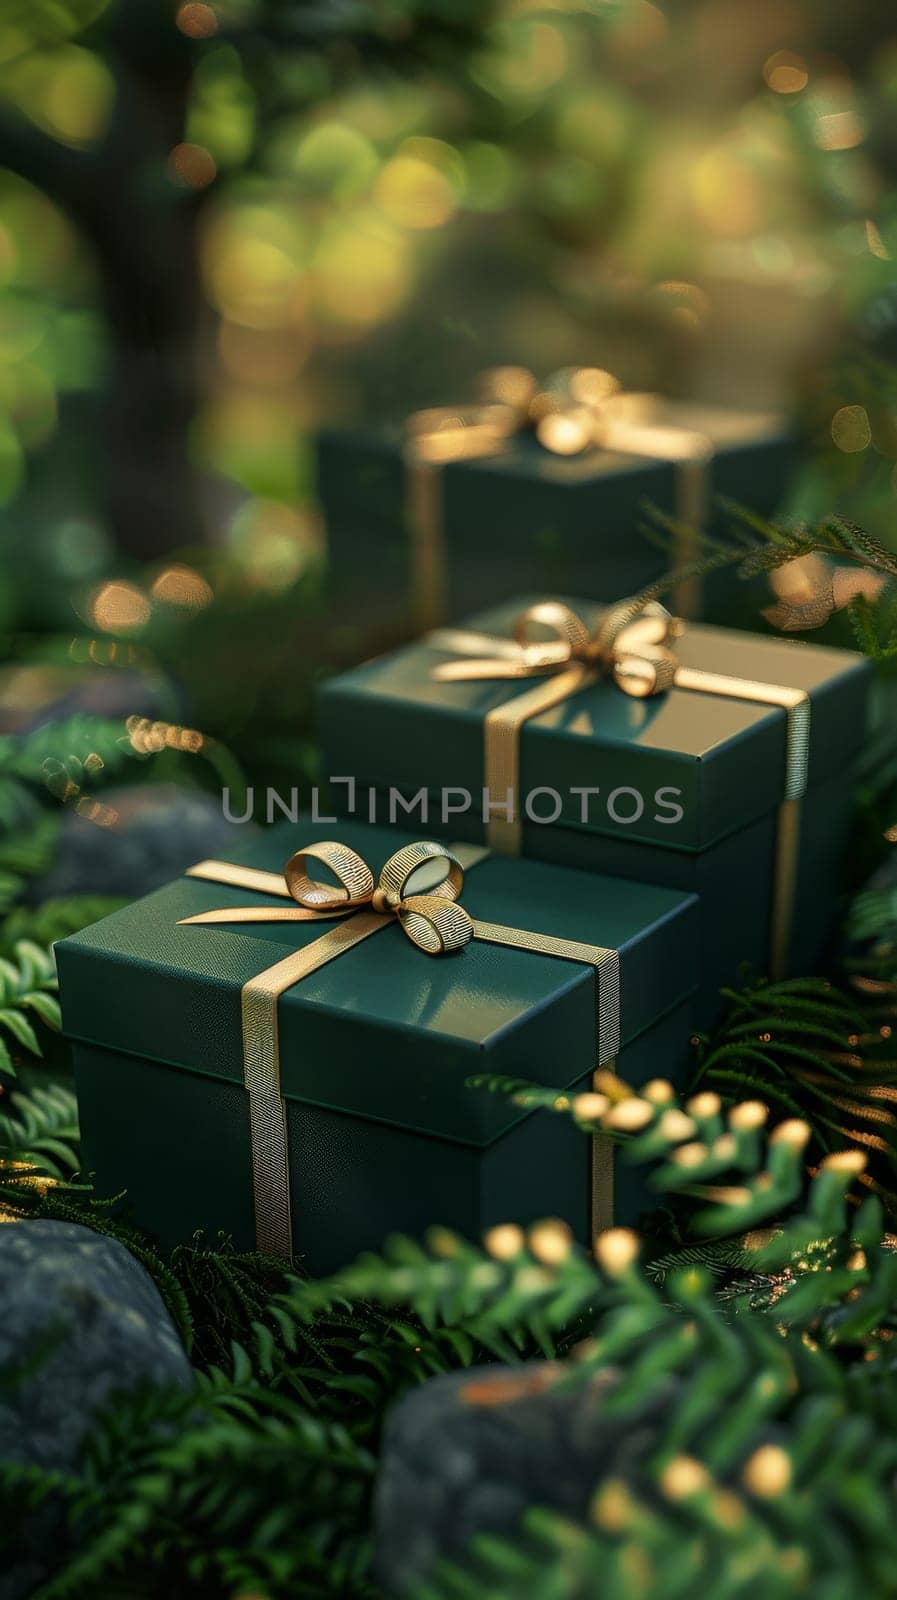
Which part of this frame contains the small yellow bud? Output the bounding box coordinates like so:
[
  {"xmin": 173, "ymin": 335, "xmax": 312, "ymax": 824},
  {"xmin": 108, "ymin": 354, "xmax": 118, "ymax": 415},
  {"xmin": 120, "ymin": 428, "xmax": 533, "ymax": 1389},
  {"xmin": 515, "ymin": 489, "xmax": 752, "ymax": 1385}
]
[
  {"xmin": 528, "ymin": 1218, "xmax": 573, "ymax": 1265},
  {"xmin": 769, "ymin": 1119, "xmax": 812, "ymax": 1150},
  {"xmin": 687, "ymin": 1092, "xmax": 721, "ymax": 1119},
  {"xmin": 658, "ymin": 1109, "xmax": 697, "ymax": 1143},
  {"xmin": 483, "ymin": 1223, "xmax": 524, "ymax": 1260},
  {"xmin": 705, "ymin": 1184, "xmax": 752, "ymax": 1206},
  {"xmin": 671, "ymin": 1141, "xmax": 707, "ymax": 1168},
  {"xmin": 729, "ymin": 1100, "xmax": 769, "ymax": 1131},
  {"xmin": 711, "ymin": 1488, "xmax": 745, "ymax": 1529},
  {"xmin": 660, "ymin": 1456, "xmax": 709, "ymax": 1500},
  {"xmin": 594, "ymin": 1227, "xmax": 640, "ymax": 1276},
  {"xmin": 591, "ymin": 1478, "xmax": 633, "ymax": 1531},
  {"xmin": 642, "ymin": 1078, "xmax": 675, "ymax": 1104},
  {"xmin": 571, "ymin": 1092, "xmax": 610, "ymax": 1122},
  {"xmin": 742, "ymin": 1444, "xmax": 792, "ymax": 1498},
  {"xmin": 427, "ymin": 1226, "xmax": 460, "ymax": 1257},
  {"xmin": 820, "ymin": 1149, "xmax": 867, "ymax": 1174},
  {"xmin": 603, "ymin": 1097, "xmax": 654, "ymax": 1132},
  {"xmin": 593, "ymin": 1068, "xmax": 632, "ymax": 1101}
]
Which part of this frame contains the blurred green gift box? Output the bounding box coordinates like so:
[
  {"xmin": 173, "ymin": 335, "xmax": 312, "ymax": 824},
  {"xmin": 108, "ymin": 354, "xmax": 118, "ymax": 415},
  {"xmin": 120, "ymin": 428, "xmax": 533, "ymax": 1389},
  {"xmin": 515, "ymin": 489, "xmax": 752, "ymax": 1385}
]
[{"xmin": 316, "ymin": 398, "xmax": 797, "ymax": 633}]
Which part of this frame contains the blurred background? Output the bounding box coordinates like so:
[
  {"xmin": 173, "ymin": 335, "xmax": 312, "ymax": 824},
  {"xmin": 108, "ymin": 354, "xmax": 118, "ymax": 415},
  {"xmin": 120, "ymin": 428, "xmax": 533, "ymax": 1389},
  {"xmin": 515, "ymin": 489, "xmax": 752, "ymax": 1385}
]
[{"xmin": 2, "ymin": 0, "xmax": 897, "ymax": 906}]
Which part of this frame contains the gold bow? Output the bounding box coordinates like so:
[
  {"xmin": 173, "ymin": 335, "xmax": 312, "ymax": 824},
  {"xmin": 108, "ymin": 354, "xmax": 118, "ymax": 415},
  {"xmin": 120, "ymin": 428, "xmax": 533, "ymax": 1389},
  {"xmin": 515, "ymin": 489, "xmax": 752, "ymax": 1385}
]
[
  {"xmin": 428, "ymin": 594, "xmax": 811, "ymax": 984},
  {"xmin": 408, "ymin": 366, "xmax": 710, "ymax": 463},
  {"xmin": 432, "ymin": 596, "xmax": 680, "ymax": 699},
  {"xmin": 181, "ymin": 840, "xmax": 474, "ymax": 956},
  {"xmin": 404, "ymin": 368, "xmax": 712, "ymax": 628}
]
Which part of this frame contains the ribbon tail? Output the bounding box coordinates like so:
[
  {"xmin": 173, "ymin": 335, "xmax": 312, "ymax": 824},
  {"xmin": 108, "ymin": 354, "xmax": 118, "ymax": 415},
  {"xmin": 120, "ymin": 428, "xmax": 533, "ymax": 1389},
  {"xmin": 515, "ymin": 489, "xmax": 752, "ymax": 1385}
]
[
  {"xmin": 178, "ymin": 906, "xmax": 354, "ymax": 926},
  {"xmin": 427, "ymin": 627, "xmax": 528, "ymax": 660},
  {"xmin": 434, "ymin": 658, "xmax": 550, "ymax": 682},
  {"xmin": 186, "ymin": 862, "xmax": 295, "ymax": 897}
]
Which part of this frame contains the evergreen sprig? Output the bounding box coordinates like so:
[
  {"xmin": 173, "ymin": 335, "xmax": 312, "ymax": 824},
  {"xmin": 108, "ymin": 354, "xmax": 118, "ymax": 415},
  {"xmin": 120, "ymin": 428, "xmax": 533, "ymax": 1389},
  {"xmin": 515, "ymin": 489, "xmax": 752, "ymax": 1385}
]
[
  {"xmin": 690, "ymin": 975, "xmax": 897, "ymax": 1211},
  {"xmin": 643, "ymin": 505, "xmax": 897, "ymax": 653},
  {"xmin": 304, "ymin": 1105, "xmax": 897, "ymax": 1600},
  {"xmin": 6, "ymin": 1085, "xmax": 897, "ymax": 1599},
  {"xmin": 10, "ymin": 1376, "xmax": 377, "ymax": 1600}
]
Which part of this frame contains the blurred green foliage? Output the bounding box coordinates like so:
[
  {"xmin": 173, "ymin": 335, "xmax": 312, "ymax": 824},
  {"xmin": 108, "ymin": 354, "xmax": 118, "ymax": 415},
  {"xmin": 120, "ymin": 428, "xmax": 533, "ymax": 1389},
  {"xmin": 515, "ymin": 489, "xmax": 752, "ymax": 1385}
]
[
  {"xmin": 0, "ymin": 0, "xmax": 897, "ymax": 589},
  {"xmin": 0, "ymin": 0, "xmax": 896, "ymax": 876}
]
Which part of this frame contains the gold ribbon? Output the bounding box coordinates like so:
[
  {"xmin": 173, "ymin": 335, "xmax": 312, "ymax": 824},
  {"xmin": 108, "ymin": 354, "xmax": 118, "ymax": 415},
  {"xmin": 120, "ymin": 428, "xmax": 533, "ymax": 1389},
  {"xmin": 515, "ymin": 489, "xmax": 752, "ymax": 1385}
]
[
  {"xmin": 180, "ymin": 839, "xmax": 620, "ymax": 1260},
  {"xmin": 428, "ymin": 597, "xmax": 811, "ymax": 984},
  {"xmin": 405, "ymin": 367, "xmax": 714, "ymax": 629}
]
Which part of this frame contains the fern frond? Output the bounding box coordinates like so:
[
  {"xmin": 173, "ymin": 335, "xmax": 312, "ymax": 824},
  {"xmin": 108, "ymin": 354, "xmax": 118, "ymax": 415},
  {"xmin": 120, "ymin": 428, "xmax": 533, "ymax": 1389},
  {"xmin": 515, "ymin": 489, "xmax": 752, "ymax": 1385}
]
[
  {"xmin": 0, "ymin": 939, "xmax": 60, "ymax": 1079},
  {"xmin": 0, "ymin": 1083, "xmax": 79, "ymax": 1179}
]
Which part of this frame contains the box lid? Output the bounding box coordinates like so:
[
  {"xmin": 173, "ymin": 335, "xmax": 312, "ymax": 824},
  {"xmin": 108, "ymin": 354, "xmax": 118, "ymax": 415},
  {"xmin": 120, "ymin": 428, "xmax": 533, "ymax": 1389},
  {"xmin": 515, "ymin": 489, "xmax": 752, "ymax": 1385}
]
[
  {"xmin": 58, "ymin": 817, "xmax": 698, "ymax": 1149},
  {"xmin": 318, "ymin": 596, "xmax": 870, "ymax": 853}
]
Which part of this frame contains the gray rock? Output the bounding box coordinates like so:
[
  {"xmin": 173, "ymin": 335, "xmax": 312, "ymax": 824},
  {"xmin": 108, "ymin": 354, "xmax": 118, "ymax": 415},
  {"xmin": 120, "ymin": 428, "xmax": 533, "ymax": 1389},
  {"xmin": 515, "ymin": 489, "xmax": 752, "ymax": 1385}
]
[
  {"xmin": 30, "ymin": 782, "xmax": 249, "ymax": 902},
  {"xmin": 0, "ymin": 1220, "xmax": 193, "ymax": 1599},
  {"xmin": 375, "ymin": 1362, "xmax": 672, "ymax": 1596}
]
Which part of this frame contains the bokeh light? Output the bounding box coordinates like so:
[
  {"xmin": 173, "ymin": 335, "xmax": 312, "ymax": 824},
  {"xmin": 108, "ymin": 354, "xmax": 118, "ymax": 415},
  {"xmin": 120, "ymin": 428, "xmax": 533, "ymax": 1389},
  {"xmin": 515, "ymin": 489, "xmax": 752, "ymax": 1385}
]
[
  {"xmin": 5, "ymin": 46, "xmax": 114, "ymax": 148},
  {"xmin": 228, "ymin": 499, "xmax": 322, "ymax": 590},
  {"xmin": 150, "ymin": 565, "xmax": 214, "ymax": 610},
  {"xmin": 310, "ymin": 212, "xmax": 410, "ymax": 330},
  {"xmin": 292, "ymin": 122, "xmax": 378, "ymax": 199},
  {"xmin": 831, "ymin": 405, "xmax": 872, "ymax": 453},
  {"xmin": 89, "ymin": 581, "xmax": 152, "ymax": 633},
  {"xmin": 375, "ymin": 143, "xmax": 460, "ymax": 230},
  {"xmin": 763, "ymin": 53, "xmax": 809, "ymax": 95},
  {"xmin": 168, "ymin": 142, "xmax": 217, "ymax": 189},
  {"xmin": 203, "ymin": 206, "xmax": 306, "ymax": 329},
  {"xmin": 176, "ymin": 2, "xmax": 219, "ymax": 38}
]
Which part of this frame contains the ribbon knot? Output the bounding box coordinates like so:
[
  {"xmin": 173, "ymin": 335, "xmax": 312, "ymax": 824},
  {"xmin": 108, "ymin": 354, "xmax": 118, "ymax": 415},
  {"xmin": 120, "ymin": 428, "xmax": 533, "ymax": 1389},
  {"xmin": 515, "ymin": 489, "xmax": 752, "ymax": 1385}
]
[
  {"xmin": 432, "ymin": 596, "xmax": 681, "ymax": 700},
  {"xmin": 181, "ymin": 840, "xmax": 475, "ymax": 956}
]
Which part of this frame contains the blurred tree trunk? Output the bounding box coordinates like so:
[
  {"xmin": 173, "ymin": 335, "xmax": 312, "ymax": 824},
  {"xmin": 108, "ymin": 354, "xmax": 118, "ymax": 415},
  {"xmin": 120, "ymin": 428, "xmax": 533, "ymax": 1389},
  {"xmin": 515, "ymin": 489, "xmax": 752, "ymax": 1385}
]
[
  {"xmin": 0, "ymin": 0, "xmax": 209, "ymax": 560},
  {"xmin": 85, "ymin": 4, "xmax": 209, "ymax": 559}
]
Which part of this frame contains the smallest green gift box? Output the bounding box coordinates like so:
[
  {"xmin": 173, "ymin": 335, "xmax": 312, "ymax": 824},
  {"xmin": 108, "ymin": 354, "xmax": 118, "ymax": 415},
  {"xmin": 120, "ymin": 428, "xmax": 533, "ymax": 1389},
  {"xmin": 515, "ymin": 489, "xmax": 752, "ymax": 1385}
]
[
  {"xmin": 57, "ymin": 818, "xmax": 698, "ymax": 1275},
  {"xmin": 316, "ymin": 404, "xmax": 795, "ymax": 630},
  {"xmin": 318, "ymin": 599, "xmax": 870, "ymax": 1020}
]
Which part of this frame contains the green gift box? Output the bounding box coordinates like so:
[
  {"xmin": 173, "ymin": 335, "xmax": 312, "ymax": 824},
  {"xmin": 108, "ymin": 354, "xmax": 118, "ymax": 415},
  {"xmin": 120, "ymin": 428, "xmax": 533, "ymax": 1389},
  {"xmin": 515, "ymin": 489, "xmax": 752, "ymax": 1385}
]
[
  {"xmin": 316, "ymin": 404, "xmax": 796, "ymax": 631},
  {"xmin": 318, "ymin": 599, "xmax": 871, "ymax": 1019},
  {"xmin": 57, "ymin": 817, "xmax": 698, "ymax": 1275}
]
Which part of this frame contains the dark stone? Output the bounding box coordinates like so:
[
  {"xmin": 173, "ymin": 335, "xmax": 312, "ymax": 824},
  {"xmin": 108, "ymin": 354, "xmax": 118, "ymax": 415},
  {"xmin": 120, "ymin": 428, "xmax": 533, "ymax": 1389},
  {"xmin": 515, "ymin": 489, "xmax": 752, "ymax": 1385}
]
[
  {"xmin": 0, "ymin": 1220, "xmax": 193, "ymax": 1599},
  {"xmin": 29, "ymin": 782, "xmax": 249, "ymax": 902},
  {"xmin": 375, "ymin": 1362, "xmax": 671, "ymax": 1595}
]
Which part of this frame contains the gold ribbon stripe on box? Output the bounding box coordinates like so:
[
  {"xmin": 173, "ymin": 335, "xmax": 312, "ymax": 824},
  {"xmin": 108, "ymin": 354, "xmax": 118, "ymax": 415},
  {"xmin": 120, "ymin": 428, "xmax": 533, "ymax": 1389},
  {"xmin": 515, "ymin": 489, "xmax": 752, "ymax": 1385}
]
[
  {"xmin": 429, "ymin": 596, "xmax": 810, "ymax": 982},
  {"xmin": 182, "ymin": 838, "xmax": 620, "ymax": 1260},
  {"xmin": 405, "ymin": 367, "xmax": 720, "ymax": 629}
]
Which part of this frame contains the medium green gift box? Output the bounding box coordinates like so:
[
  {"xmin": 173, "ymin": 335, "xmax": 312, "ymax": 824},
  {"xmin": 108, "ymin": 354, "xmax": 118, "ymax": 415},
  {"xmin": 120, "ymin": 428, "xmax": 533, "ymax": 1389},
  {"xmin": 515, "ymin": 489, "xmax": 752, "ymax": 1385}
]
[
  {"xmin": 317, "ymin": 401, "xmax": 795, "ymax": 631},
  {"xmin": 56, "ymin": 817, "xmax": 698, "ymax": 1274},
  {"xmin": 318, "ymin": 598, "xmax": 871, "ymax": 1020}
]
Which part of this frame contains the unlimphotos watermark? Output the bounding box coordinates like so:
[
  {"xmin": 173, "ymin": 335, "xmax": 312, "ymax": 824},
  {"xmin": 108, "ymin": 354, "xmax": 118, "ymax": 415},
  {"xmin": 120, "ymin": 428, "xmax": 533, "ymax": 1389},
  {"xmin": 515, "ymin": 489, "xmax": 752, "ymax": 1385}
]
[{"xmin": 221, "ymin": 777, "xmax": 686, "ymax": 829}]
